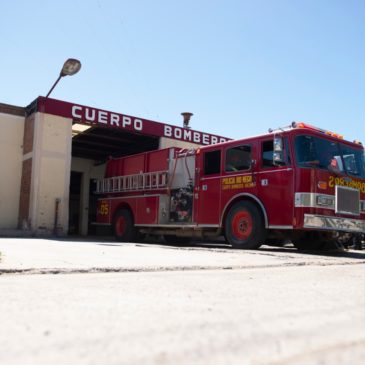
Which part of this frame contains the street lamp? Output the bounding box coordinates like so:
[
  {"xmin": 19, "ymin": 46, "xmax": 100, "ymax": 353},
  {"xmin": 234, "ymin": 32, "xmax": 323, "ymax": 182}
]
[{"xmin": 46, "ymin": 58, "xmax": 81, "ymax": 98}]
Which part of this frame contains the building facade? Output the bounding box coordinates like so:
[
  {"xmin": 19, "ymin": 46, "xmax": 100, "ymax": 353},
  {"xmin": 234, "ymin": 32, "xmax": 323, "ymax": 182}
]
[{"xmin": 0, "ymin": 97, "xmax": 227, "ymax": 236}]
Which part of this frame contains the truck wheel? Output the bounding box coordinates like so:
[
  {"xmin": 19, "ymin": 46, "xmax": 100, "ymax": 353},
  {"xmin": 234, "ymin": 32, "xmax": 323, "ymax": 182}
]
[
  {"xmin": 113, "ymin": 209, "xmax": 136, "ymax": 242},
  {"xmin": 225, "ymin": 201, "xmax": 265, "ymax": 249}
]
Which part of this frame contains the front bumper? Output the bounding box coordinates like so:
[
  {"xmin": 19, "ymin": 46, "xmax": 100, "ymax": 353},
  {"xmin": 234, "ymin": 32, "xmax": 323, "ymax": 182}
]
[{"xmin": 304, "ymin": 214, "xmax": 365, "ymax": 233}]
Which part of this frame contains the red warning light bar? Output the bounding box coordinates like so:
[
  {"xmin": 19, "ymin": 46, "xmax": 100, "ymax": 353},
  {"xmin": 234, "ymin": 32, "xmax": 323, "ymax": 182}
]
[{"xmin": 291, "ymin": 122, "xmax": 344, "ymax": 139}]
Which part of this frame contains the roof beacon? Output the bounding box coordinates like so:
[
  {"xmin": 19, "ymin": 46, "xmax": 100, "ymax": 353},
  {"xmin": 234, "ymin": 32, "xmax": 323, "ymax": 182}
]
[{"xmin": 291, "ymin": 121, "xmax": 344, "ymax": 140}]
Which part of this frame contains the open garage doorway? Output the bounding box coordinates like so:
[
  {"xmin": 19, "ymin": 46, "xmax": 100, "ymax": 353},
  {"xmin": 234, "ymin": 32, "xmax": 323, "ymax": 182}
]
[
  {"xmin": 69, "ymin": 124, "xmax": 159, "ymax": 236},
  {"xmin": 68, "ymin": 171, "xmax": 82, "ymax": 235},
  {"xmin": 68, "ymin": 171, "xmax": 103, "ymax": 236}
]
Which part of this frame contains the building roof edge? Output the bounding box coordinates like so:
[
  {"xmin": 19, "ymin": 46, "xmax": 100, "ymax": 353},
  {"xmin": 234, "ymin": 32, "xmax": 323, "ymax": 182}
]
[{"xmin": 0, "ymin": 102, "xmax": 25, "ymax": 117}]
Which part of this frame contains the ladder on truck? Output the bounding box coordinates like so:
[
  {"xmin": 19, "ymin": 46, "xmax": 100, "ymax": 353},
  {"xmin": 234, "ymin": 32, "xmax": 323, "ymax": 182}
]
[{"xmin": 95, "ymin": 171, "xmax": 169, "ymax": 194}]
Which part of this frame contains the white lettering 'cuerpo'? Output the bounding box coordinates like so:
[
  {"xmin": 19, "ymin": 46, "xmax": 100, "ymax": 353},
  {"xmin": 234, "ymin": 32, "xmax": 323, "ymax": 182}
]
[
  {"xmin": 85, "ymin": 108, "xmax": 96, "ymax": 122},
  {"xmin": 134, "ymin": 119, "xmax": 143, "ymax": 131},
  {"xmin": 98, "ymin": 111, "xmax": 108, "ymax": 124},
  {"xmin": 71, "ymin": 105, "xmax": 82, "ymax": 119},
  {"xmin": 121, "ymin": 116, "xmax": 143, "ymax": 131},
  {"xmin": 122, "ymin": 116, "xmax": 131, "ymax": 127},
  {"xmin": 71, "ymin": 105, "xmax": 143, "ymax": 131},
  {"xmin": 110, "ymin": 113, "xmax": 120, "ymax": 126}
]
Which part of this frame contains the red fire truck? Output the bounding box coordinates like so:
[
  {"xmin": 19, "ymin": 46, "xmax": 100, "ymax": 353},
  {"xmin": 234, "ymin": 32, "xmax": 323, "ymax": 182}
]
[{"xmin": 95, "ymin": 122, "xmax": 365, "ymax": 249}]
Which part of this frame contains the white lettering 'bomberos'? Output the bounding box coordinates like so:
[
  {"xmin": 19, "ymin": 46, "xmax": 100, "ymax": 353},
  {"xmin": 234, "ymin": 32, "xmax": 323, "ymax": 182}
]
[
  {"xmin": 71, "ymin": 105, "xmax": 227, "ymax": 145},
  {"xmin": 163, "ymin": 125, "xmax": 226, "ymax": 145}
]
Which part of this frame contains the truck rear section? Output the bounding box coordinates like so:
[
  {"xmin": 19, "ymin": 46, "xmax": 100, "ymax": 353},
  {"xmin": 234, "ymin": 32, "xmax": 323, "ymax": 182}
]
[{"xmin": 95, "ymin": 147, "xmax": 209, "ymax": 242}]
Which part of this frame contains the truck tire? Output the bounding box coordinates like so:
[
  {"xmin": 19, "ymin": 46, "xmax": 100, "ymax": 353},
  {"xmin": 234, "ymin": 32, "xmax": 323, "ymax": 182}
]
[
  {"xmin": 113, "ymin": 208, "xmax": 136, "ymax": 242},
  {"xmin": 225, "ymin": 201, "xmax": 265, "ymax": 249}
]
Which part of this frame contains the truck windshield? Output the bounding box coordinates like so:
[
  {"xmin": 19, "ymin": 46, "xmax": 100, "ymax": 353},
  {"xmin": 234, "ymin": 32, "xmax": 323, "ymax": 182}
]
[{"xmin": 295, "ymin": 135, "xmax": 365, "ymax": 179}]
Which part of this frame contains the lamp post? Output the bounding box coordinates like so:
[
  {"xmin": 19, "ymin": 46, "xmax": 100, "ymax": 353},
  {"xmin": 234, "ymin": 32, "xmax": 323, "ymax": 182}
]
[{"xmin": 46, "ymin": 58, "xmax": 81, "ymax": 98}]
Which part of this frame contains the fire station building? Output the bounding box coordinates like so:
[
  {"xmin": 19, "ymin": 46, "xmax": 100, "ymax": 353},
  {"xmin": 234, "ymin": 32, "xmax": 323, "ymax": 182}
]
[{"xmin": 0, "ymin": 97, "xmax": 227, "ymax": 237}]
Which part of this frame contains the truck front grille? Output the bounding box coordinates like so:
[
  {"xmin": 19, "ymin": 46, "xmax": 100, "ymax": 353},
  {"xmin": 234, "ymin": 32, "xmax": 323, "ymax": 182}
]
[{"xmin": 335, "ymin": 185, "xmax": 360, "ymax": 216}]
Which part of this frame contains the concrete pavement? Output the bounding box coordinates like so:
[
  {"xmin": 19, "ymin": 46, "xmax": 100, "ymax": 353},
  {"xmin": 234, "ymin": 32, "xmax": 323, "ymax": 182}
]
[
  {"xmin": 1, "ymin": 264, "xmax": 365, "ymax": 365},
  {"xmin": 1, "ymin": 237, "xmax": 365, "ymax": 274},
  {"xmin": 1, "ymin": 237, "xmax": 365, "ymax": 365}
]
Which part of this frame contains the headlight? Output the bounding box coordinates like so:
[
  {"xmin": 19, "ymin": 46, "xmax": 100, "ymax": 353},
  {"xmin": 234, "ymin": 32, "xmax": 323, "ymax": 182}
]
[
  {"xmin": 316, "ymin": 195, "xmax": 334, "ymax": 207},
  {"xmin": 361, "ymin": 201, "xmax": 365, "ymax": 212}
]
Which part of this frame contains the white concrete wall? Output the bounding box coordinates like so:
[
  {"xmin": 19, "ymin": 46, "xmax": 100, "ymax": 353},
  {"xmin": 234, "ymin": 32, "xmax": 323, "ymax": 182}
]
[
  {"xmin": 159, "ymin": 137, "xmax": 201, "ymax": 150},
  {"xmin": 71, "ymin": 158, "xmax": 106, "ymax": 178},
  {"xmin": 0, "ymin": 113, "xmax": 24, "ymax": 229}
]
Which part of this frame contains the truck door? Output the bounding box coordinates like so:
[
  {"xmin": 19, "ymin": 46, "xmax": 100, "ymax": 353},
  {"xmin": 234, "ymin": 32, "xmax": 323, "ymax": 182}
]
[
  {"xmin": 220, "ymin": 142, "xmax": 258, "ymax": 208},
  {"xmin": 257, "ymin": 137, "xmax": 294, "ymax": 228},
  {"xmin": 194, "ymin": 148, "xmax": 222, "ymax": 225}
]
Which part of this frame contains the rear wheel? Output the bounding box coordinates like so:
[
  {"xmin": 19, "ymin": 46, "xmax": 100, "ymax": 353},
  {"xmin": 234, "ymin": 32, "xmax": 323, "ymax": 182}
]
[
  {"xmin": 225, "ymin": 201, "xmax": 265, "ymax": 249},
  {"xmin": 113, "ymin": 208, "xmax": 136, "ymax": 242}
]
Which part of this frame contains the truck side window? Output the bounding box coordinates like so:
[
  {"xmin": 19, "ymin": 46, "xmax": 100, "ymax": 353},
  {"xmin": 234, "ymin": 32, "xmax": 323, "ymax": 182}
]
[
  {"xmin": 262, "ymin": 140, "xmax": 275, "ymax": 167},
  {"xmin": 262, "ymin": 139, "xmax": 289, "ymax": 167},
  {"xmin": 285, "ymin": 137, "xmax": 291, "ymax": 165},
  {"xmin": 225, "ymin": 145, "xmax": 251, "ymax": 172},
  {"xmin": 203, "ymin": 150, "xmax": 221, "ymax": 175}
]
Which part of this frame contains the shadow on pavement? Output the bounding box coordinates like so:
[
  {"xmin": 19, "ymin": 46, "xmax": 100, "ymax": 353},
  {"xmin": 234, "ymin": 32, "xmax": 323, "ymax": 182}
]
[
  {"xmin": 258, "ymin": 245, "xmax": 365, "ymax": 260},
  {"xmin": 56, "ymin": 235, "xmax": 365, "ymax": 259}
]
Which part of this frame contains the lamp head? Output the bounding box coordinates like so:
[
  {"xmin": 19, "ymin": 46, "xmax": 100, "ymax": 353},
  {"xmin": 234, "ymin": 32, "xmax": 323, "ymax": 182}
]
[{"xmin": 60, "ymin": 58, "xmax": 82, "ymax": 77}]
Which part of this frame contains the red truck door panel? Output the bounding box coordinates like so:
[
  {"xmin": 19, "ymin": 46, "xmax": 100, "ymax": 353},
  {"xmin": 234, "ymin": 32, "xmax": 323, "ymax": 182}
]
[
  {"xmin": 195, "ymin": 149, "xmax": 222, "ymax": 225},
  {"xmin": 220, "ymin": 142, "xmax": 258, "ymax": 215},
  {"xmin": 257, "ymin": 138, "xmax": 294, "ymax": 227},
  {"xmin": 135, "ymin": 196, "xmax": 159, "ymax": 224}
]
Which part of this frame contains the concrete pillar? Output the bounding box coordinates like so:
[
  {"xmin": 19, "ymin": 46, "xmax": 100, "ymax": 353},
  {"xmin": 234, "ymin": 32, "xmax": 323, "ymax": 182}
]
[{"xmin": 18, "ymin": 112, "xmax": 72, "ymax": 236}]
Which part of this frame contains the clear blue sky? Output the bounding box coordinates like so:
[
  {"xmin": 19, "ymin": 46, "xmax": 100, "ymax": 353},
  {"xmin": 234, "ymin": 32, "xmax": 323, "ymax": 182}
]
[{"xmin": 1, "ymin": 0, "xmax": 364, "ymax": 142}]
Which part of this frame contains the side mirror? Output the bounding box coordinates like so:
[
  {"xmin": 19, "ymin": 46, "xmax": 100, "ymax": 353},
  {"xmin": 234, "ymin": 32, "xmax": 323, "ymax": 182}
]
[{"xmin": 273, "ymin": 137, "xmax": 285, "ymax": 166}]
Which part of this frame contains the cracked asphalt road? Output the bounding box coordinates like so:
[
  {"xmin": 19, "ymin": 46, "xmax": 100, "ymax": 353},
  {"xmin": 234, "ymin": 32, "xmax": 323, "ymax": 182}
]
[{"xmin": 0, "ymin": 238, "xmax": 365, "ymax": 365}]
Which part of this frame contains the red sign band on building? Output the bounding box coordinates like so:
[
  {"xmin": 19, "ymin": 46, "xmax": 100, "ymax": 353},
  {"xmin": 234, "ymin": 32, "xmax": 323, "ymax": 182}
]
[{"xmin": 35, "ymin": 97, "xmax": 229, "ymax": 145}]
